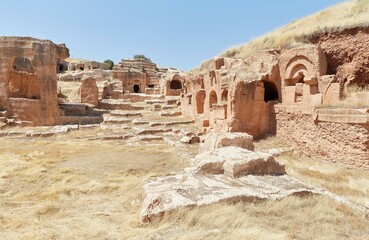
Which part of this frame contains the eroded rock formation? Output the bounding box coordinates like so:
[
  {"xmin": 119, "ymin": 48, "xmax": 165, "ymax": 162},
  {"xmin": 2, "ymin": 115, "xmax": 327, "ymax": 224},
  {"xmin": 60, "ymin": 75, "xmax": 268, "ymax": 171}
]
[
  {"xmin": 80, "ymin": 77, "xmax": 99, "ymax": 107},
  {"xmin": 0, "ymin": 37, "xmax": 69, "ymax": 125}
]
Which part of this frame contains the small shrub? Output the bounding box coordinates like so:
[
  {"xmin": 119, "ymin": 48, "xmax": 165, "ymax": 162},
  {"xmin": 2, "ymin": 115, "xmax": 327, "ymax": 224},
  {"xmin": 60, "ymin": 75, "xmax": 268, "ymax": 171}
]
[
  {"xmin": 133, "ymin": 54, "xmax": 152, "ymax": 62},
  {"xmin": 103, "ymin": 59, "xmax": 114, "ymax": 70}
]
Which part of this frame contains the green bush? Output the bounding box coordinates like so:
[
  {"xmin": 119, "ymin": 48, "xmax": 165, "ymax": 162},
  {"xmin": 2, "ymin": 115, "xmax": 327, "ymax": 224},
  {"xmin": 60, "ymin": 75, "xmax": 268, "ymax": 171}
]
[
  {"xmin": 133, "ymin": 54, "xmax": 152, "ymax": 62},
  {"xmin": 103, "ymin": 59, "xmax": 114, "ymax": 70}
]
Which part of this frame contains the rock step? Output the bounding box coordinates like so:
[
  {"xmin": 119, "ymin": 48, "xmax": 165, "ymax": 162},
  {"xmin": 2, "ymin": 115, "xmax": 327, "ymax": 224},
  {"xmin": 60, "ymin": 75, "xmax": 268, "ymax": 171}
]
[
  {"xmin": 110, "ymin": 110, "xmax": 143, "ymax": 117},
  {"xmin": 150, "ymin": 120, "xmax": 194, "ymax": 127},
  {"xmin": 132, "ymin": 120, "xmax": 150, "ymax": 125},
  {"xmin": 0, "ymin": 117, "xmax": 7, "ymax": 123},
  {"xmin": 91, "ymin": 134, "xmax": 134, "ymax": 141},
  {"xmin": 139, "ymin": 135, "xmax": 164, "ymax": 142},
  {"xmin": 59, "ymin": 116, "xmax": 103, "ymax": 125},
  {"xmin": 145, "ymin": 99, "xmax": 180, "ymax": 105},
  {"xmin": 162, "ymin": 105, "xmax": 178, "ymax": 110},
  {"xmin": 166, "ymin": 99, "xmax": 179, "ymax": 105},
  {"xmin": 145, "ymin": 99, "xmax": 166, "ymax": 104},
  {"xmin": 98, "ymin": 101, "xmax": 145, "ymax": 111},
  {"xmin": 160, "ymin": 111, "xmax": 182, "ymax": 117},
  {"xmin": 136, "ymin": 128, "xmax": 173, "ymax": 135},
  {"xmin": 103, "ymin": 115, "xmax": 132, "ymax": 124}
]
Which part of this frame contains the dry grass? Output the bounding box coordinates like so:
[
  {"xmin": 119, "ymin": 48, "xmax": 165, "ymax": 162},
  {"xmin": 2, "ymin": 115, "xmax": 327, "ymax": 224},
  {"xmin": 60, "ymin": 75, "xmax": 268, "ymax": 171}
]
[
  {"xmin": 0, "ymin": 133, "xmax": 368, "ymax": 239},
  {"xmin": 57, "ymin": 81, "xmax": 81, "ymax": 102},
  {"xmin": 0, "ymin": 138, "xmax": 187, "ymax": 239},
  {"xmin": 346, "ymin": 83, "xmax": 369, "ymax": 94},
  {"xmin": 255, "ymin": 135, "xmax": 369, "ymax": 206},
  {"xmin": 220, "ymin": 0, "xmax": 369, "ymax": 60},
  {"xmin": 64, "ymin": 58, "xmax": 91, "ymax": 63}
]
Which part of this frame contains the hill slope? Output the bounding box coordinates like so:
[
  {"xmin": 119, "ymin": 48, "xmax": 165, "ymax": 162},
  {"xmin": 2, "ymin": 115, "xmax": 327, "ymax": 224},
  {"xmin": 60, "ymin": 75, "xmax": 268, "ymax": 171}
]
[{"xmin": 221, "ymin": 0, "xmax": 369, "ymax": 59}]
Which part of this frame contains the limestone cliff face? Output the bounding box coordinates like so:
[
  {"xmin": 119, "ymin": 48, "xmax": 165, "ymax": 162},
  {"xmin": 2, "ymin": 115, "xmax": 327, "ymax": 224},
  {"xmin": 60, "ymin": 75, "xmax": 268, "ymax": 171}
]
[{"xmin": 0, "ymin": 37, "xmax": 69, "ymax": 125}]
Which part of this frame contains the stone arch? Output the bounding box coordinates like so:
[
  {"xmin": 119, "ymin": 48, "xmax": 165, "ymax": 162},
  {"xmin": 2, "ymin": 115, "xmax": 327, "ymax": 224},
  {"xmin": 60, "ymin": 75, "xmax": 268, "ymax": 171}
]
[
  {"xmin": 262, "ymin": 81, "xmax": 279, "ymax": 102},
  {"xmin": 284, "ymin": 56, "xmax": 313, "ymax": 86},
  {"xmin": 209, "ymin": 90, "xmax": 218, "ymax": 109},
  {"xmin": 169, "ymin": 79, "xmax": 182, "ymax": 90},
  {"xmin": 132, "ymin": 80, "xmax": 143, "ymax": 93},
  {"xmin": 8, "ymin": 56, "xmax": 40, "ymax": 99},
  {"xmin": 57, "ymin": 64, "xmax": 64, "ymax": 72},
  {"xmin": 132, "ymin": 84, "xmax": 141, "ymax": 93},
  {"xmin": 196, "ymin": 90, "xmax": 206, "ymax": 114},
  {"xmin": 221, "ymin": 89, "xmax": 228, "ymax": 102}
]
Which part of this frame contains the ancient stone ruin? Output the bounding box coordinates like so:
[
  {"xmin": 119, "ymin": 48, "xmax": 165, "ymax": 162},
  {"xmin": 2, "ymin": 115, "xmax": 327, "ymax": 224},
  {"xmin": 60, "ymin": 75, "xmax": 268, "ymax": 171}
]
[
  {"xmin": 0, "ymin": 37, "xmax": 69, "ymax": 126},
  {"xmin": 181, "ymin": 44, "xmax": 369, "ymax": 171},
  {"xmin": 0, "ymin": 30, "xmax": 368, "ymax": 226}
]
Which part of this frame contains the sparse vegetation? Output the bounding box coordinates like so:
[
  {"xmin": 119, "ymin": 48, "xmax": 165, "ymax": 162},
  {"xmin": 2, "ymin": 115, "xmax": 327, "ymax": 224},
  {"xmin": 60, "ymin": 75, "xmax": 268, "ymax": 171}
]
[
  {"xmin": 220, "ymin": 0, "xmax": 369, "ymax": 60},
  {"xmin": 133, "ymin": 54, "xmax": 152, "ymax": 62},
  {"xmin": 346, "ymin": 83, "xmax": 369, "ymax": 94},
  {"xmin": 0, "ymin": 135, "xmax": 368, "ymax": 239}
]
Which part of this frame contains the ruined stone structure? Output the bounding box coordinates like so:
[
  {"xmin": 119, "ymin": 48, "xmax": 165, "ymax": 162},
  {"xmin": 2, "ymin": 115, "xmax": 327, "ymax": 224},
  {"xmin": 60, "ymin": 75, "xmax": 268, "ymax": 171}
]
[
  {"xmin": 160, "ymin": 69, "xmax": 186, "ymax": 96},
  {"xmin": 111, "ymin": 59, "xmax": 185, "ymax": 96},
  {"xmin": 181, "ymin": 44, "xmax": 369, "ymax": 170},
  {"xmin": 0, "ymin": 37, "xmax": 69, "ymax": 125},
  {"xmin": 112, "ymin": 59, "xmax": 161, "ymax": 94},
  {"xmin": 58, "ymin": 60, "xmax": 109, "ymax": 73}
]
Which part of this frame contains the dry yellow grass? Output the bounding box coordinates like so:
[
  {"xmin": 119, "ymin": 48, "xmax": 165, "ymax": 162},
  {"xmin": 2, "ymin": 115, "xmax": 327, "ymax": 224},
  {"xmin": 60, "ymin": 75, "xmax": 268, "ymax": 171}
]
[
  {"xmin": 0, "ymin": 134, "xmax": 368, "ymax": 239},
  {"xmin": 57, "ymin": 81, "xmax": 81, "ymax": 102},
  {"xmin": 255, "ymin": 136, "xmax": 369, "ymax": 206},
  {"xmin": 221, "ymin": 0, "xmax": 369, "ymax": 60},
  {"xmin": 64, "ymin": 58, "xmax": 91, "ymax": 63}
]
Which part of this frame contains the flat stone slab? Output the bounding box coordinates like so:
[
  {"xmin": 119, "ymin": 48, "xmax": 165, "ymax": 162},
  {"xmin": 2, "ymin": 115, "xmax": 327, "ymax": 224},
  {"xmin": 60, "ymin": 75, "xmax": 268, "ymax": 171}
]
[
  {"xmin": 132, "ymin": 119, "xmax": 150, "ymax": 125},
  {"xmin": 99, "ymin": 100, "xmax": 144, "ymax": 111},
  {"xmin": 160, "ymin": 111, "xmax": 182, "ymax": 117},
  {"xmin": 150, "ymin": 120, "xmax": 194, "ymax": 127},
  {"xmin": 140, "ymin": 173, "xmax": 323, "ymax": 223},
  {"xmin": 110, "ymin": 110, "xmax": 143, "ymax": 117},
  {"xmin": 145, "ymin": 99, "xmax": 166, "ymax": 104},
  {"xmin": 103, "ymin": 116, "xmax": 132, "ymax": 124},
  {"xmin": 140, "ymin": 135, "xmax": 164, "ymax": 141},
  {"xmin": 136, "ymin": 128, "xmax": 173, "ymax": 135}
]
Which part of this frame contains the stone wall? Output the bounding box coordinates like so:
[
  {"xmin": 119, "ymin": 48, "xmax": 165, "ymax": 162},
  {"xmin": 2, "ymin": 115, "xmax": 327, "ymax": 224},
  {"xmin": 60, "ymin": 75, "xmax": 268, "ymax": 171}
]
[{"xmin": 276, "ymin": 111, "xmax": 369, "ymax": 170}]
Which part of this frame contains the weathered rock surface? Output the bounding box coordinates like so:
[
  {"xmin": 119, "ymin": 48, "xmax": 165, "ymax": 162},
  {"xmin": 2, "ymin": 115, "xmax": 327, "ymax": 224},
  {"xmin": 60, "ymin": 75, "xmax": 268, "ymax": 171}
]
[
  {"xmin": 195, "ymin": 146, "xmax": 285, "ymax": 176},
  {"xmin": 201, "ymin": 132, "xmax": 254, "ymax": 152},
  {"xmin": 0, "ymin": 37, "xmax": 69, "ymax": 125},
  {"xmin": 80, "ymin": 77, "xmax": 99, "ymax": 107},
  {"xmin": 223, "ymin": 148, "xmax": 285, "ymax": 177},
  {"xmin": 141, "ymin": 173, "xmax": 321, "ymax": 223}
]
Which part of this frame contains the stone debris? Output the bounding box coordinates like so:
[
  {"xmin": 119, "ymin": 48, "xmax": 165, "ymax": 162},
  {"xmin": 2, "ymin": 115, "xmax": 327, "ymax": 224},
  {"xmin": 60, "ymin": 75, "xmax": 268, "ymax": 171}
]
[
  {"xmin": 140, "ymin": 132, "xmax": 366, "ymax": 223},
  {"xmin": 201, "ymin": 132, "xmax": 254, "ymax": 152},
  {"xmin": 140, "ymin": 173, "xmax": 322, "ymax": 224}
]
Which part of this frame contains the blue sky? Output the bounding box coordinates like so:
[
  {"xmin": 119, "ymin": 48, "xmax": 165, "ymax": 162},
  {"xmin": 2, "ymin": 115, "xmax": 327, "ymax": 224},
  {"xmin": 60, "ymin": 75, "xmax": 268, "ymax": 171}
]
[{"xmin": 0, "ymin": 0, "xmax": 343, "ymax": 70}]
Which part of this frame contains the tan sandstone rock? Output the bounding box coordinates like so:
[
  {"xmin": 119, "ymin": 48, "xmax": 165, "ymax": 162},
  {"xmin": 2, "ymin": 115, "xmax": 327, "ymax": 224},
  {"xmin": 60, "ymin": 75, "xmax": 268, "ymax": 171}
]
[
  {"xmin": 0, "ymin": 37, "xmax": 69, "ymax": 125},
  {"xmin": 222, "ymin": 149, "xmax": 285, "ymax": 178},
  {"xmin": 201, "ymin": 132, "xmax": 254, "ymax": 152},
  {"xmin": 80, "ymin": 77, "xmax": 99, "ymax": 107}
]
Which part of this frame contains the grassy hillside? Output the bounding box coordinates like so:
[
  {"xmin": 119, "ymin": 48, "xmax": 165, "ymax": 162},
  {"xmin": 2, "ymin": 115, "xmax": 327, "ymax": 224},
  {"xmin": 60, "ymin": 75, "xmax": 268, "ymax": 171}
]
[{"xmin": 221, "ymin": 0, "xmax": 369, "ymax": 59}]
